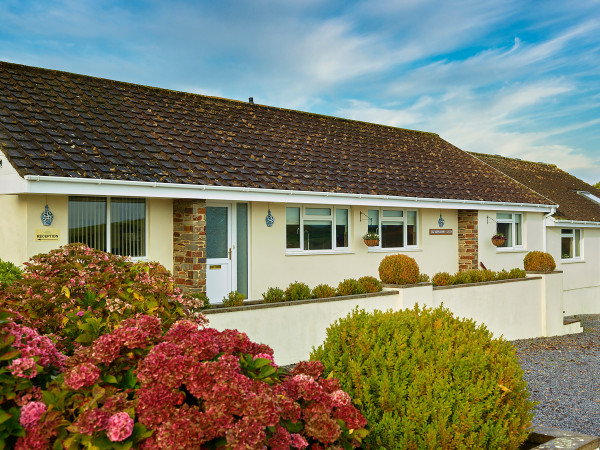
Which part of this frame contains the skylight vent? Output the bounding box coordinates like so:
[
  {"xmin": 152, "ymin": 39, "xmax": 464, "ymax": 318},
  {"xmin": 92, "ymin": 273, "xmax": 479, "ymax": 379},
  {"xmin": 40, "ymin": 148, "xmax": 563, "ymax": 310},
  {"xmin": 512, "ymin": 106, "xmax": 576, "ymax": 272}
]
[{"xmin": 576, "ymin": 190, "xmax": 600, "ymax": 206}]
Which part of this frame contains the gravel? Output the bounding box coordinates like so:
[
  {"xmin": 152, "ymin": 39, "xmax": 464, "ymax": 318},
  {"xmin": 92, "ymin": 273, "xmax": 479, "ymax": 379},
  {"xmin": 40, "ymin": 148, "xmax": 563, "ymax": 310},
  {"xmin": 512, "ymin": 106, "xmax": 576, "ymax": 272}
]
[{"xmin": 512, "ymin": 315, "xmax": 600, "ymax": 437}]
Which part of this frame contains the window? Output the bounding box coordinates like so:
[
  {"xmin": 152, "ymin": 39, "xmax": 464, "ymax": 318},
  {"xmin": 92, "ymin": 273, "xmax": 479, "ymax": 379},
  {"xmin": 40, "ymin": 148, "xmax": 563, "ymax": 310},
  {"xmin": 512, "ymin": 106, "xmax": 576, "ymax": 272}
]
[
  {"xmin": 367, "ymin": 208, "xmax": 418, "ymax": 249},
  {"xmin": 561, "ymin": 229, "xmax": 582, "ymax": 260},
  {"xmin": 496, "ymin": 213, "xmax": 523, "ymax": 248},
  {"xmin": 286, "ymin": 205, "xmax": 349, "ymax": 251},
  {"xmin": 69, "ymin": 196, "xmax": 146, "ymax": 257}
]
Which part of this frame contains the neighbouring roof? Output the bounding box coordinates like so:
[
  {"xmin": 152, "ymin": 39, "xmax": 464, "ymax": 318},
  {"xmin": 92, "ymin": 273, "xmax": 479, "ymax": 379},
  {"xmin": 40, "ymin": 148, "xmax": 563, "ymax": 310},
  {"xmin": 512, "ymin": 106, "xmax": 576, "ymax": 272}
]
[
  {"xmin": 471, "ymin": 152, "xmax": 600, "ymax": 222},
  {"xmin": 0, "ymin": 61, "xmax": 552, "ymax": 205}
]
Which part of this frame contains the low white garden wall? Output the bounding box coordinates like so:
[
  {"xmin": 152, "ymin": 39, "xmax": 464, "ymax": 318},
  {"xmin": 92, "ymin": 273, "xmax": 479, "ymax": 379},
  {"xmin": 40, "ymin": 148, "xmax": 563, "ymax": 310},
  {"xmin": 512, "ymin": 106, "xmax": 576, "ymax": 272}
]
[{"xmin": 205, "ymin": 272, "xmax": 580, "ymax": 366}]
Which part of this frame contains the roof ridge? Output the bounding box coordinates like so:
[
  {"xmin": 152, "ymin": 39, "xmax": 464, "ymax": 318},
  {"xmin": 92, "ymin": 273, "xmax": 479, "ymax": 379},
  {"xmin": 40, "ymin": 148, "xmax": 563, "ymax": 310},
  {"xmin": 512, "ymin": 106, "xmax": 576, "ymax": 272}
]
[{"xmin": 0, "ymin": 60, "xmax": 437, "ymax": 138}]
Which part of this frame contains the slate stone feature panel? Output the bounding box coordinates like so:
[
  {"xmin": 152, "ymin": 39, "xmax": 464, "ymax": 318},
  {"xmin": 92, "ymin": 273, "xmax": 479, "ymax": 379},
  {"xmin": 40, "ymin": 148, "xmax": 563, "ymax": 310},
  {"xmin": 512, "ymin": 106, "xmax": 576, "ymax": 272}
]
[
  {"xmin": 0, "ymin": 61, "xmax": 555, "ymax": 206},
  {"xmin": 173, "ymin": 199, "xmax": 206, "ymax": 293},
  {"xmin": 458, "ymin": 210, "xmax": 478, "ymax": 271}
]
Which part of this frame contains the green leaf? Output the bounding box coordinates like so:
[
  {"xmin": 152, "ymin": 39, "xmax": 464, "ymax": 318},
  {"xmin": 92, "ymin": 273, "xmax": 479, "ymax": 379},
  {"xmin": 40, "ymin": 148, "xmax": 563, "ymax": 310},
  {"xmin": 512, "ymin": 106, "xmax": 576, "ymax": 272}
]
[
  {"xmin": 0, "ymin": 411, "xmax": 11, "ymax": 424},
  {"xmin": 252, "ymin": 358, "xmax": 273, "ymax": 369},
  {"xmin": 259, "ymin": 365, "xmax": 277, "ymax": 379},
  {"xmin": 103, "ymin": 374, "xmax": 118, "ymax": 384},
  {"xmin": 0, "ymin": 350, "xmax": 20, "ymax": 360}
]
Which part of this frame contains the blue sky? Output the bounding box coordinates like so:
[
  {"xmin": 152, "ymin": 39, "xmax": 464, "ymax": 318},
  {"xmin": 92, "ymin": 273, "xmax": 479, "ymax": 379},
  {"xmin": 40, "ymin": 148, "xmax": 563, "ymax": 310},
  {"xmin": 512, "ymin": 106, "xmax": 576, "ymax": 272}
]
[{"xmin": 1, "ymin": 0, "xmax": 599, "ymax": 183}]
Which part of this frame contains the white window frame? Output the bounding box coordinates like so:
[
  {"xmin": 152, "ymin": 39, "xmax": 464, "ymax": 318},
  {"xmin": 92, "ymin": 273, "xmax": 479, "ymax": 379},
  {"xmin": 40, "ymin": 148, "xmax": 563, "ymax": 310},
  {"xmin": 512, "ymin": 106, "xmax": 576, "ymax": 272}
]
[
  {"xmin": 561, "ymin": 228, "xmax": 582, "ymax": 261},
  {"xmin": 496, "ymin": 212, "xmax": 523, "ymax": 250},
  {"xmin": 68, "ymin": 196, "xmax": 148, "ymax": 260},
  {"xmin": 367, "ymin": 208, "xmax": 419, "ymax": 250},
  {"xmin": 285, "ymin": 205, "xmax": 351, "ymax": 254}
]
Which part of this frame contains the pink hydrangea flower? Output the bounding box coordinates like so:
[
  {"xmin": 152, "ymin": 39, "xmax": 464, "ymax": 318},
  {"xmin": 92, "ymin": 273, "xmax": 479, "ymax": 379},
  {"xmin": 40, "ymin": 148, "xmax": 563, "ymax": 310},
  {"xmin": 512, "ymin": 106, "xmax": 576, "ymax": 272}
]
[
  {"xmin": 63, "ymin": 362, "xmax": 100, "ymax": 390},
  {"xmin": 106, "ymin": 412, "xmax": 134, "ymax": 442},
  {"xmin": 291, "ymin": 433, "xmax": 309, "ymax": 449},
  {"xmin": 8, "ymin": 357, "xmax": 37, "ymax": 379},
  {"xmin": 19, "ymin": 401, "xmax": 47, "ymax": 429},
  {"xmin": 330, "ymin": 389, "xmax": 351, "ymax": 407}
]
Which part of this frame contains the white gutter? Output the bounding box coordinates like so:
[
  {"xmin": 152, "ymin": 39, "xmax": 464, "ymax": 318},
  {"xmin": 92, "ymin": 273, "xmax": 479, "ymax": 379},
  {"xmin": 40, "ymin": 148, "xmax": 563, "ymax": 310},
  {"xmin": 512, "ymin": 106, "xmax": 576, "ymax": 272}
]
[
  {"xmin": 16, "ymin": 175, "xmax": 557, "ymax": 212},
  {"xmin": 546, "ymin": 216, "xmax": 600, "ymax": 228}
]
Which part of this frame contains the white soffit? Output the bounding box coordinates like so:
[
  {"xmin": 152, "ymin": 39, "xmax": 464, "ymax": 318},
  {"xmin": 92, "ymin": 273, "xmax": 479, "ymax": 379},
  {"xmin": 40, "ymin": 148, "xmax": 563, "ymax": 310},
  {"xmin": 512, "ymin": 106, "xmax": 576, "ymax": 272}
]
[
  {"xmin": 10, "ymin": 175, "xmax": 557, "ymax": 213},
  {"xmin": 547, "ymin": 216, "xmax": 600, "ymax": 228}
]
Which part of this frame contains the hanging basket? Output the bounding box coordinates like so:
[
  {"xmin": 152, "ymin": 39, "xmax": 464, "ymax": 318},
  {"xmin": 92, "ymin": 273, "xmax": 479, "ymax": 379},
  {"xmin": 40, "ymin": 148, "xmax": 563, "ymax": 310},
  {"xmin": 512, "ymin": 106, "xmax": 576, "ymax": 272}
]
[
  {"xmin": 364, "ymin": 238, "xmax": 380, "ymax": 247},
  {"xmin": 491, "ymin": 236, "xmax": 507, "ymax": 247}
]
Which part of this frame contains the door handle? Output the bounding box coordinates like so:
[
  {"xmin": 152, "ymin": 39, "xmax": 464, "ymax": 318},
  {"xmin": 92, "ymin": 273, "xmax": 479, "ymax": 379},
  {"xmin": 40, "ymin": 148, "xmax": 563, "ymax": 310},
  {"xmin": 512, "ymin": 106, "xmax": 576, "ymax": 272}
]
[{"xmin": 229, "ymin": 248, "xmax": 232, "ymax": 260}]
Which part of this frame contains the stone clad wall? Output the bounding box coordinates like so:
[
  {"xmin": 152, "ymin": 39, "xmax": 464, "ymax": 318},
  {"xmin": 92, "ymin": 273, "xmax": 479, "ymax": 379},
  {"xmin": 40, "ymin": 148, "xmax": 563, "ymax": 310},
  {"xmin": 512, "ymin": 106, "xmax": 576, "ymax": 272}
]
[
  {"xmin": 173, "ymin": 199, "xmax": 206, "ymax": 293},
  {"xmin": 458, "ymin": 209, "xmax": 478, "ymax": 271}
]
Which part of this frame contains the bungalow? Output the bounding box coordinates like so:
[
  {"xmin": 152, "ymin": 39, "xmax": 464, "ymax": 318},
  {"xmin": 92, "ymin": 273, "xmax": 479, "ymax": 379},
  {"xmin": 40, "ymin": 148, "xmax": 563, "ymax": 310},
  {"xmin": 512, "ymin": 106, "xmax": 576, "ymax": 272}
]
[
  {"xmin": 471, "ymin": 152, "xmax": 600, "ymax": 315},
  {"xmin": 0, "ymin": 61, "xmax": 557, "ymax": 302}
]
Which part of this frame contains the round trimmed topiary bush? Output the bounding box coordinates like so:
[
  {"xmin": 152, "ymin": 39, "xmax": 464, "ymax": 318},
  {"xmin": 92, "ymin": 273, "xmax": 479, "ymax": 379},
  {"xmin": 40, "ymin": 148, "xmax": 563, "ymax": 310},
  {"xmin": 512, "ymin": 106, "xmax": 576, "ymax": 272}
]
[
  {"xmin": 284, "ymin": 281, "xmax": 312, "ymax": 301},
  {"xmin": 311, "ymin": 306, "xmax": 534, "ymax": 449},
  {"xmin": 378, "ymin": 254, "xmax": 420, "ymax": 285},
  {"xmin": 523, "ymin": 251, "xmax": 556, "ymax": 272},
  {"xmin": 312, "ymin": 283, "xmax": 336, "ymax": 299},
  {"xmin": 432, "ymin": 271, "xmax": 453, "ymax": 286}
]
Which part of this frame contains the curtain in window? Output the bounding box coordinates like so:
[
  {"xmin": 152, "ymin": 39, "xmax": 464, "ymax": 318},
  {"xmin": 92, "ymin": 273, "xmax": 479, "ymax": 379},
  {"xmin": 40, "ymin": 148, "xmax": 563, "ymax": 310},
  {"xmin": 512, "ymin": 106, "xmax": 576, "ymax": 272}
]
[
  {"xmin": 111, "ymin": 198, "xmax": 146, "ymax": 257},
  {"xmin": 68, "ymin": 197, "xmax": 107, "ymax": 251}
]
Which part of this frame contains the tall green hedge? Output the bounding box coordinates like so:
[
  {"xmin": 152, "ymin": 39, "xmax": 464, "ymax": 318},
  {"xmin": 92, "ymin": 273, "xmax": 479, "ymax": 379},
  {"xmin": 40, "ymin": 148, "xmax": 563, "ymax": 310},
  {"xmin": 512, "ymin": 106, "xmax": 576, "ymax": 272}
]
[{"xmin": 311, "ymin": 306, "xmax": 534, "ymax": 449}]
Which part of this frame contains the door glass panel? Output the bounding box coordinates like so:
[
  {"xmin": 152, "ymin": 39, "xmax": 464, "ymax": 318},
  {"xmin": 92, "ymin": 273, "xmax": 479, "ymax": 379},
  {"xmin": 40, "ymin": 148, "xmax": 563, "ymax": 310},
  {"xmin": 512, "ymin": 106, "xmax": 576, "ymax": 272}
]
[
  {"xmin": 206, "ymin": 206, "xmax": 228, "ymax": 259},
  {"xmin": 236, "ymin": 204, "xmax": 248, "ymax": 297}
]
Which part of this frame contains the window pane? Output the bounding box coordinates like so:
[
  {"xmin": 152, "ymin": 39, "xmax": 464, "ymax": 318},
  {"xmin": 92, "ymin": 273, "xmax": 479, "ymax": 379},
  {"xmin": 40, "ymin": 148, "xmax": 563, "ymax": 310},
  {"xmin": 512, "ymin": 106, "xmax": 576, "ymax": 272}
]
[
  {"xmin": 497, "ymin": 222, "xmax": 512, "ymax": 247},
  {"xmin": 286, "ymin": 207, "xmax": 300, "ymax": 249},
  {"xmin": 69, "ymin": 197, "xmax": 107, "ymax": 251},
  {"xmin": 111, "ymin": 198, "xmax": 146, "ymax": 257},
  {"xmin": 562, "ymin": 236, "xmax": 573, "ymax": 259},
  {"xmin": 305, "ymin": 208, "xmax": 331, "ymax": 216},
  {"xmin": 335, "ymin": 209, "xmax": 348, "ymax": 248},
  {"xmin": 382, "ymin": 222, "xmax": 404, "ymax": 248},
  {"xmin": 497, "ymin": 213, "xmax": 512, "ymax": 220},
  {"xmin": 236, "ymin": 204, "xmax": 249, "ymax": 297},
  {"xmin": 407, "ymin": 211, "xmax": 417, "ymax": 246},
  {"xmin": 575, "ymin": 230, "xmax": 581, "ymax": 257},
  {"xmin": 514, "ymin": 214, "xmax": 522, "ymax": 246},
  {"xmin": 383, "ymin": 210, "xmax": 403, "ymax": 218},
  {"xmin": 206, "ymin": 206, "xmax": 228, "ymax": 259},
  {"xmin": 367, "ymin": 210, "xmax": 379, "ymax": 234},
  {"xmin": 304, "ymin": 220, "xmax": 332, "ymax": 250}
]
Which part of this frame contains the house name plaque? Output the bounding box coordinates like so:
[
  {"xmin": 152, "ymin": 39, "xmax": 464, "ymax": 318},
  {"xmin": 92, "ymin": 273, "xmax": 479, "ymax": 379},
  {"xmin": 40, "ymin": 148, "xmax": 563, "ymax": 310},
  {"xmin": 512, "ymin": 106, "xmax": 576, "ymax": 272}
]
[
  {"xmin": 429, "ymin": 229, "xmax": 453, "ymax": 235},
  {"xmin": 35, "ymin": 228, "xmax": 60, "ymax": 241}
]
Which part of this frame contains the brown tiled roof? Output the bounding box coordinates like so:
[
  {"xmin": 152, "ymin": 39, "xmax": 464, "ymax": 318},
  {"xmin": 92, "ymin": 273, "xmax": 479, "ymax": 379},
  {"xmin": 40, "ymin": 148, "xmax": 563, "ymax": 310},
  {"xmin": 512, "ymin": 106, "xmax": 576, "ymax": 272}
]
[
  {"xmin": 471, "ymin": 152, "xmax": 600, "ymax": 222},
  {"xmin": 0, "ymin": 61, "xmax": 552, "ymax": 205}
]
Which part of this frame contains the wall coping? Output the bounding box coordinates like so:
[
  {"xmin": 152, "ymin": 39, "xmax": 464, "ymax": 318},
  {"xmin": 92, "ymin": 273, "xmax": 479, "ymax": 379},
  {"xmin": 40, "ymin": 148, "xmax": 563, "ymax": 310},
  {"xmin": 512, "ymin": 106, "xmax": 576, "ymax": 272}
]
[
  {"xmin": 433, "ymin": 276, "xmax": 542, "ymax": 290},
  {"xmin": 526, "ymin": 270, "xmax": 564, "ymax": 274},
  {"xmin": 203, "ymin": 289, "xmax": 399, "ymax": 315},
  {"xmin": 528, "ymin": 425, "xmax": 599, "ymax": 449}
]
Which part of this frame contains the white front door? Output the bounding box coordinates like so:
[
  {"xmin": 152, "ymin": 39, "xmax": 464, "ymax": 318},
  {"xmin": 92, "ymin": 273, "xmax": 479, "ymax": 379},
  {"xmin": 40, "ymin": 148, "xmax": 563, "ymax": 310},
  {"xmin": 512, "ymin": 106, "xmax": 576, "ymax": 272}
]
[{"xmin": 206, "ymin": 205, "xmax": 233, "ymax": 303}]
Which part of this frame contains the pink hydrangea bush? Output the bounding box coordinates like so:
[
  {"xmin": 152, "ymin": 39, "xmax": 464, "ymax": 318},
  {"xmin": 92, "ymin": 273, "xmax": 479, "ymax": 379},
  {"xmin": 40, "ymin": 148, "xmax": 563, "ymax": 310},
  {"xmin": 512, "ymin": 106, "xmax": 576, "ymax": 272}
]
[
  {"xmin": 0, "ymin": 310, "xmax": 65, "ymax": 448},
  {"xmin": 21, "ymin": 315, "xmax": 367, "ymax": 449},
  {"xmin": 1, "ymin": 243, "xmax": 206, "ymax": 353}
]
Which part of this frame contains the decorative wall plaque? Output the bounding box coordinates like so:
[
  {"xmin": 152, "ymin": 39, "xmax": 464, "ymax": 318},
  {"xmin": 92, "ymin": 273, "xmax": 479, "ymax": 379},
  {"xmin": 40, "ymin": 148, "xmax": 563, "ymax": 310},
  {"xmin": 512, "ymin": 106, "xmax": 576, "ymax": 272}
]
[
  {"xmin": 41, "ymin": 205, "xmax": 54, "ymax": 226},
  {"xmin": 429, "ymin": 229, "xmax": 453, "ymax": 235},
  {"xmin": 35, "ymin": 228, "xmax": 60, "ymax": 241}
]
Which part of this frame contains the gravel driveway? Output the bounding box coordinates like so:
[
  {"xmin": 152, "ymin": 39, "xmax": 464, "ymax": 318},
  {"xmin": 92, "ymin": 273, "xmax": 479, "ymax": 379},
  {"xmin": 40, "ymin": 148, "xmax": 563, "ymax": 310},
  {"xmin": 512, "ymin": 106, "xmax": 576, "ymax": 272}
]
[{"xmin": 512, "ymin": 315, "xmax": 600, "ymax": 437}]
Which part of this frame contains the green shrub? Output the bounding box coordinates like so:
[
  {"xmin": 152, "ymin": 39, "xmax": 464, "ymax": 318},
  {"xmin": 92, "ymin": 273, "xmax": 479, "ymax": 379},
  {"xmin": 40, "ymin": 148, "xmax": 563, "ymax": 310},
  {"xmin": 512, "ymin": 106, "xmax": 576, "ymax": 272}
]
[
  {"xmin": 284, "ymin": 281, "xmax": 312, "ymax": 301},
  {"xmin": 190, "ymin": 292, "xmax": 211, "ymax": 309},
  {"xmin": 312, "ymin": 306, "xmax": 534, "ymax": 449},
  {"xmin": 509, "ymin": 268, "xmax": 527, "ymax": 279},
  {"xmin": 432, "ymin": 272, "xmax": 452, "ymax": 286},
  {"xmin": 378, "ymin": 254, "xmax": 420, "ymax": 285},
  {"xmin": 523, "ymin": 251, "xmax": 556, "ymax": 272},
  {"xmin": 0, "ymin": 244, "xmax": 205, "ymax": 354},
  {"xmin": 0, "ymin": 259, "xmax": 22, "ymax": 289},
  {"xmin": 262, "ymin": 287, "xmax": 285, "ymax": 303},
  {"xmin": 417, "ymin": 273, "xmax": 430, "ymax": 283},
  {"xmin": 336, "ymin": 278, "xmax": 366, "ymax": 296},
  {"xmin": 358, "ymin": 276, "xmax": 382, "ymax": 293},
  {"xmin": 311, "ymin": 284, "xmax": 336, "ymax": 299},
  {"xmin": 222, "ymin": 290, "xmax": 245, "ymax": 307}
]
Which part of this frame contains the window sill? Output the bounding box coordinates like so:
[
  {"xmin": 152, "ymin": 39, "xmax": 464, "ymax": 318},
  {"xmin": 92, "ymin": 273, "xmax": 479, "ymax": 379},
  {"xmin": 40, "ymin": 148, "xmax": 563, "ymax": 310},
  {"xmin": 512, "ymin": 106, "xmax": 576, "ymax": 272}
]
[
  {"xmin": 561, "ymin": 258, "xmax": 585, "ymax": 264},
  {"xmin": 367, "ymin": 247, "xmax": 422, "ymax": 253},
  {"xmin": 285, "ymin": 249, "xmax": 354, "ymax": 256},
  {"xmin": 495, "ymin": 248, "xmax": 527, "ymax": 253}
]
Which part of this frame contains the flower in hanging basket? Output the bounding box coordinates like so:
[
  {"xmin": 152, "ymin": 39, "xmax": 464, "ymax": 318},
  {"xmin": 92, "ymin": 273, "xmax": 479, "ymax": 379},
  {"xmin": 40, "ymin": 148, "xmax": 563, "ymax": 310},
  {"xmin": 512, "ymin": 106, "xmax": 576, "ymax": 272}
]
[
  {"xmin": 363, "ymin": 232, "xmax": 380, "ymax": 247},
  {"xmin": 491, "ymin": 233, "xmax": 507, "ymax": 247}
]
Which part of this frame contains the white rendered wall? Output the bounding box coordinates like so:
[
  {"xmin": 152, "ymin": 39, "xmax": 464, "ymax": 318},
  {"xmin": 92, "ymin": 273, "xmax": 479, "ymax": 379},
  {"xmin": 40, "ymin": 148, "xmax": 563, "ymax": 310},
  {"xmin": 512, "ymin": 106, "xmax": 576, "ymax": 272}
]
[
  {"xmin": 249, "ymin": 202, "xmax": 458, "ymax": 300},
  {"xmin": 206, "ymin": 273, "xmax": 574, "ymax": 365},
  {"xmin": 478, "ymin": 210, "xmax": 545, "ymax": 271},
  {"xmin": 548, "ymin": 226, "xmax": 600, "ymax": 314},
  {"xmin": 0, "ymin": 194, "xmax": 28, "ymax": 265}
]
